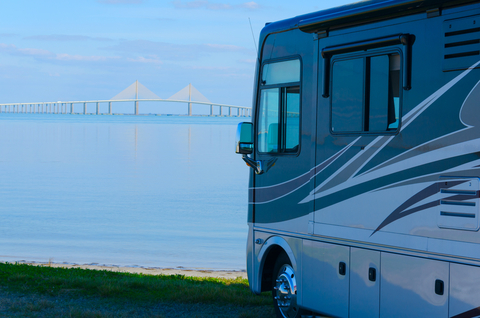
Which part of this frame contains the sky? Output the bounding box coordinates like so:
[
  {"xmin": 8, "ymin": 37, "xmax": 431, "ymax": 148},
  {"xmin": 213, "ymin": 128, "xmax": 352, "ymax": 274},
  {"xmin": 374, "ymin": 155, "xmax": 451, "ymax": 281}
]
[{"xmin": 0, "ymin": 0, "xmax": 353, "ymax": 108}]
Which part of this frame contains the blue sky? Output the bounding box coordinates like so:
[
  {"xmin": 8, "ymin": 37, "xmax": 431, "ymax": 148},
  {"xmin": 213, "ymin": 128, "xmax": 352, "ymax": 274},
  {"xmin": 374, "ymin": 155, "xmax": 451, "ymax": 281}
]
[{"xmin": 0, "ymin": 0, "xmax": 352, "ymax": 107}]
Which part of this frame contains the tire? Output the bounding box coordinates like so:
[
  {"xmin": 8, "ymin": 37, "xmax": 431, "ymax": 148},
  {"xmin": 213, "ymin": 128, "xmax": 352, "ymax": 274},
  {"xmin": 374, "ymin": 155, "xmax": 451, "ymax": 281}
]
[{"xmin": 272, "ymin": 253, "xmax": 307, "ymax": 318}]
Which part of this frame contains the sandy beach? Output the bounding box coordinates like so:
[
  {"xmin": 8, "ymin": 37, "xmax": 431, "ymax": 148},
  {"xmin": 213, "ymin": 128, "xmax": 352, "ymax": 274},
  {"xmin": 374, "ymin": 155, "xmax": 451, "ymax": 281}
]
[{"xmin": 11, "ymin": 261, "xmax": 247, "ymax": 279}]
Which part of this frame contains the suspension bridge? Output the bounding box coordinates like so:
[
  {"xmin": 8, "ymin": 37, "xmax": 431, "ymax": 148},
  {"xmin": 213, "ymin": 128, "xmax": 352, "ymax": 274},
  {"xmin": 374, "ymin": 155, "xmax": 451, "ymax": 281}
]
[{"xmin": 0, "ymin": 81, "xmax": 251, "ymax": 117}]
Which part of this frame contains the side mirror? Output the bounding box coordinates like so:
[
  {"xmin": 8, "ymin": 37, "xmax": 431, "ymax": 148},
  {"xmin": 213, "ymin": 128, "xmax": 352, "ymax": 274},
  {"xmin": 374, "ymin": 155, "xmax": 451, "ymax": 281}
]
[{"xmin": 235, "ymin": 122, "xmax": 253, "ymax": 154}]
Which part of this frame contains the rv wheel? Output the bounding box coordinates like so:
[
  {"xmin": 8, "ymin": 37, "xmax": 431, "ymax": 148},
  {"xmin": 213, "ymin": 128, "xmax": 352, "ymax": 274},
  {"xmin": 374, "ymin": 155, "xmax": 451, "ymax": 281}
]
[{"xmin": 272, "ymin": 253, "xmax": 306, "ymax": 318}]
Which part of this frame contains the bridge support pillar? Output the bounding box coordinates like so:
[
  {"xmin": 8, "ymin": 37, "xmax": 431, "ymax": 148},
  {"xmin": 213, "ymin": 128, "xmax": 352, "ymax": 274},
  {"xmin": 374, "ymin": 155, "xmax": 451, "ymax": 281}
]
[
  {"xmin": 83, "ymin": 103, "xmax": 87, "ymax": 115},
  {"xmin": 109, "ymin": 102, "xmax": 112, "ymax": 115},
  {"xmin": 135, "ymin": 100, "xmax": 139, "ymax": 115},
  {"xmin": 210, "ymin": 105, "xmax": 213, "ymax": 116},
  {"xmin": 229, "ymin": 107, "xmax": 231, "ymax": 116},
  {"xmin": 220, "ymin": 106, "xmax": 223, "ymax": 116},
  {"xmin": 96, "ymin": 102, "xmax": 99, "ymax": 115}
]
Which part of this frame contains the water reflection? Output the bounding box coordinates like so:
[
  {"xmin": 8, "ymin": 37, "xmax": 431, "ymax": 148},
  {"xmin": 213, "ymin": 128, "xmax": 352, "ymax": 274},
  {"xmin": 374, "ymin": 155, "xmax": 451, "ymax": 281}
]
[{"xmin": 0, "ymin": 114, "xmax": 249, "ymax": 270}]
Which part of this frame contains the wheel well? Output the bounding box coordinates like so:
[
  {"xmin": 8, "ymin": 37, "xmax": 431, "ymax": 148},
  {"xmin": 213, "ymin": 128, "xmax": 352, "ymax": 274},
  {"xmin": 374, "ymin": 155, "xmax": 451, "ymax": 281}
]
[{"xmin": 260, "ymin": 245, "xmax": 286, "ymax": 293}]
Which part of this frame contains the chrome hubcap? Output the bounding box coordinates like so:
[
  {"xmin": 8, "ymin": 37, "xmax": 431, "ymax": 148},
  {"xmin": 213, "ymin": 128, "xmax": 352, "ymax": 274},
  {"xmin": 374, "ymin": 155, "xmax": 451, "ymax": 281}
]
[{"xmin": 274, "ymin": 264, "xmax": 298, "ymax": 318}]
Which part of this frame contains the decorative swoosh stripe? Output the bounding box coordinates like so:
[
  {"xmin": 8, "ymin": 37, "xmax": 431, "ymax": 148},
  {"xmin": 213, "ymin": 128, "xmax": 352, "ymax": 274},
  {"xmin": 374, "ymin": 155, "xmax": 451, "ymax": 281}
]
[
  {"xmin": 371, "ymin": 180, "xmax": 467, "ymax": 235},
  {"xmin": 451, "ymin": 306, "xmax": 480, "ymax": 318},
  {"xmin": 358, "ymin": 78, "xmax": 480, "ymax": 178},
  {"xmin": 314, "ymin": 152, "xmax": 480, "ymax": 211},
  {"xmin": 251, "ymin": 144, "xmax": 351, "ymax": 204}
]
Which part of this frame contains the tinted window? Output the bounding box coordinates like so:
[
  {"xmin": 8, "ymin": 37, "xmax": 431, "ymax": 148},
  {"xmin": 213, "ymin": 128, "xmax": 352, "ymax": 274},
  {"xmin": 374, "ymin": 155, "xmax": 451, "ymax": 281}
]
[
  {"xmin": 331, "ymin": 58, "xmax": 364, "ymax": 133},
  {"xmin": 331, "ymin": 53, "xmax": 400, "ymax": 134},
  {"xmin": 284, "ymin": 87, "xmax": 300, "ymax": 151}
]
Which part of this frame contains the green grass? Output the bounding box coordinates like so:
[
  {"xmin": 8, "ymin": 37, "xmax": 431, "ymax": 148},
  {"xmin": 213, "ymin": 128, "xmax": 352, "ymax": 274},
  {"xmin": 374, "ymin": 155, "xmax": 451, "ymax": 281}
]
[{"xmin": 0, "ymin": 263, "xmax": 274, "ymax": 317}]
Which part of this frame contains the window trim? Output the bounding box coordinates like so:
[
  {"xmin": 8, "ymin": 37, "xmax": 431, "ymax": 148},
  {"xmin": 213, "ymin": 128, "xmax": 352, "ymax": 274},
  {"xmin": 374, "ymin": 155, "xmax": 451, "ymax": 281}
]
[
  {"xmin": 256, "ymin": 56, "xmax": 302, "ymax": 155},
  {"xmin": 321, "ymin": 34, "xmax": 413, "ymax": 98},
  {"xmin": 329, "ymin": 47, "xmax": 403, "ymax": 136}
]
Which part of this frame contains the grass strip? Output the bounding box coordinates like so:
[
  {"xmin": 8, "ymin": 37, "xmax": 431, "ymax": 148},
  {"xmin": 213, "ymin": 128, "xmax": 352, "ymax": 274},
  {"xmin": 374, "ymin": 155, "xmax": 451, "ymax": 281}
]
[
  {"xmin": 0, "ymin": 263, "xmax": 271, "ymax": 306},
  {"xmin": 0, "ymin": 263, "xmax": 274, "ymax": 317}
]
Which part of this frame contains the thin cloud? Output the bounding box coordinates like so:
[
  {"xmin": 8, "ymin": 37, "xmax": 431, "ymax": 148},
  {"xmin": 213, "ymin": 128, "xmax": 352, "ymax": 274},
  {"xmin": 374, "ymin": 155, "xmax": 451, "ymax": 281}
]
[
  {"xmin": 56, "ymin": 54, "xmax": 117, "ymax": 62},
  {"xmin": 0, "ymin": 43, "xmax": 119, "ymax": 63},
  {"xmin": 239, "ymin": 1, "xmax": 260, "ymax": 10},
  {"xmin": 103, "ymin": 40, "xmax": 250, "ymax": 60},
  {"xmin": 103, "ymin": 40, "xmax": 202, "ymax": 60},
  {"xmin": 24, "ymin": 35, "xmax": 113, "ymax": 42},
  {"xmin": 0, "ymin": 43, "xmax": 54, "ymax": 58},
  {"xmin": 127, "ymin": 55, "xmax": 163, "ymax": 65},
  {"xmin": 172, "ymin": 0, "xmax": 261, "ymax": 10}
]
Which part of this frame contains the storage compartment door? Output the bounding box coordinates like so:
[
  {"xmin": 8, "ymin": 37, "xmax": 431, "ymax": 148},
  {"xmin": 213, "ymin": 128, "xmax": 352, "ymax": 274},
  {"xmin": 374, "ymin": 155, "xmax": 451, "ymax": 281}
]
[
  {"xmin": 450, "ymin": 263, "xmax": 480, "ymax": 317},
  {"xmin": 380, "ymin": 253, "xmax": 448, "ymax": 318},
  {"xmin": 350, "ymin": 248, "xmax": 380, "ymax": 318},
  {"xmin": 302, "ymin": 240, "xmax": 349, "ymax": 317}
]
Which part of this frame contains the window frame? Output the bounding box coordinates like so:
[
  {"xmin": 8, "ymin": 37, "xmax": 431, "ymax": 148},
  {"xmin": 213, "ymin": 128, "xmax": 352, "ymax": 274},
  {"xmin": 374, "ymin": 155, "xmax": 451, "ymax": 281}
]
[
  {"xmin": 329, "ymin": 47, "xmax": 403, "ymax": 136},
  {"xmin": 256, "ymin": 56, "xmax": 302, "ymax": 155}
]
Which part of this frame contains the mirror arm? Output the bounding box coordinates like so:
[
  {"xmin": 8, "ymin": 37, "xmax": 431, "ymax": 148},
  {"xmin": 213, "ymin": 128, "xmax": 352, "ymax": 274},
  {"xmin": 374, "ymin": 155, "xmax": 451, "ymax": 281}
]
[{"xmin": 242, "ymin": 155, "xmax": 277, "ymax": 175}]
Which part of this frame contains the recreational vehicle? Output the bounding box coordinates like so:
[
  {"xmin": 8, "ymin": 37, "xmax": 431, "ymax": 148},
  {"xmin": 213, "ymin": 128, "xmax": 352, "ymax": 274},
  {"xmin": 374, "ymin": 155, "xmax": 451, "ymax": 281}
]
[{"xmin": 235, "ymin": 0, "xmax": 480, "ymax": 317}]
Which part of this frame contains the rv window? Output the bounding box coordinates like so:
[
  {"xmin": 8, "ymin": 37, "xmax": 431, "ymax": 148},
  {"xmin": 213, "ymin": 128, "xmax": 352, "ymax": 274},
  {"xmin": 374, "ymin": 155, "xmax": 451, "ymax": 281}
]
[
  {"xmin": 257, "ymin": 58, "xmax": 301, "ymax": 154},
  {"xmin": 258, "ymin": 86, "xmax": 300, "ymax": 153},
  {"xmin": 262, "ymin": 59, "xmax": 301, "ymax": 85},
  {"xmin": 331, "ymin": 58, "xmax": 364, "ymax": 132},
  {"xmin": 331, "ymin": 53, "xmax": 400, "ymax": 134},
  {"xmin": 284, "ymin": 87, "xmax": 300, "ymax": 151},
  {"xmin": 258, "ymin": 88, "xmax": 280, "ymax": 152}
]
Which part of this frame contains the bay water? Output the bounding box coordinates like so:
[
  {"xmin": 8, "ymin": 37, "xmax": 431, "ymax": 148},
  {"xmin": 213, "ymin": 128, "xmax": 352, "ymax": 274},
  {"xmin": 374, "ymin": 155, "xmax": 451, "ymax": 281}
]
[{"xmin": 0, "ymin": 114, "xmax": 250, "ymax": 270}]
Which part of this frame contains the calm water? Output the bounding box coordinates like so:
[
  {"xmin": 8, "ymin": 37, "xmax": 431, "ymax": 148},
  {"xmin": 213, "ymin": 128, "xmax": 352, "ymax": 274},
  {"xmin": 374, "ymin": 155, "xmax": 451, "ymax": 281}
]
[{"xmin": 0, "ymin": 114, "xmax": 250, "ymax": 270}]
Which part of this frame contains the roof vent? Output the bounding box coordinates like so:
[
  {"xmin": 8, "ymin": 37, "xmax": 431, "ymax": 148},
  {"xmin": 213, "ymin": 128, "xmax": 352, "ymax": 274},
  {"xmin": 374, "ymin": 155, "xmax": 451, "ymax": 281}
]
[{"xmin": 443, "ymin": 15, "xmax": 480, "ymax": 71}]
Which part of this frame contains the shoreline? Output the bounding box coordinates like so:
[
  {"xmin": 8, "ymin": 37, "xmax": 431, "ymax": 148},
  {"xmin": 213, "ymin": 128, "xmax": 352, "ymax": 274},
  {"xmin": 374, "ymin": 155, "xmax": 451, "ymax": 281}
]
[{"xmin": 4, "ymin": 261, "xmax": 247, "ymax": 279}]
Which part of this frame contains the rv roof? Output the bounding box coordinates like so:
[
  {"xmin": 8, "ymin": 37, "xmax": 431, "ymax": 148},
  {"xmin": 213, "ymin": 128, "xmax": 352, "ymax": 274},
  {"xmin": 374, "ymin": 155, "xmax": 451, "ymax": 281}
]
[{"xmin": 263, "ymin": 0, "xmax": 477, "ymax": 35}]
